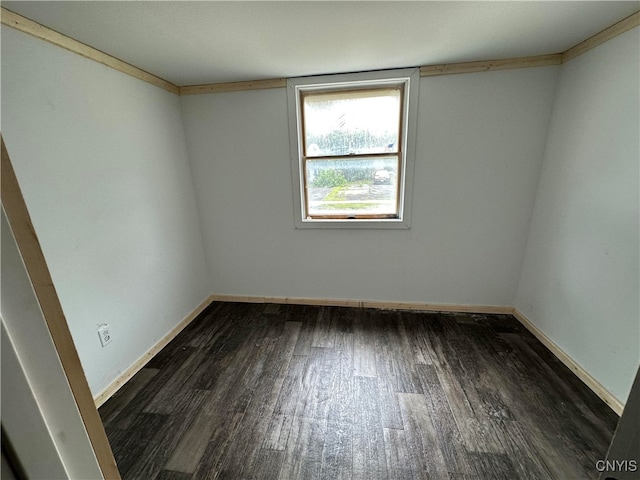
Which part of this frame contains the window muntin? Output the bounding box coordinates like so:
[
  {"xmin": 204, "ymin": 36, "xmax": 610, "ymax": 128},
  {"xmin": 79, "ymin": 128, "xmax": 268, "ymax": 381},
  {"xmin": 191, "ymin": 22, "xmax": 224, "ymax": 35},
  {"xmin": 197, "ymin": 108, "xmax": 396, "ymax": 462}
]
[{"xmin": 288, "ymin": 68, "xmax": 419, "ymax": 229}]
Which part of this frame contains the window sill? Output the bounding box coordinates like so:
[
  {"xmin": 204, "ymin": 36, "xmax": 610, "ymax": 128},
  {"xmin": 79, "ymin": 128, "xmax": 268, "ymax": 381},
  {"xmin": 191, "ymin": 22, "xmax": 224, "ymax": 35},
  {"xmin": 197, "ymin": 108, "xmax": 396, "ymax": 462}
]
[{"xmin": 294, "ymin": 217, "xmax": 411, "ymax": 230}]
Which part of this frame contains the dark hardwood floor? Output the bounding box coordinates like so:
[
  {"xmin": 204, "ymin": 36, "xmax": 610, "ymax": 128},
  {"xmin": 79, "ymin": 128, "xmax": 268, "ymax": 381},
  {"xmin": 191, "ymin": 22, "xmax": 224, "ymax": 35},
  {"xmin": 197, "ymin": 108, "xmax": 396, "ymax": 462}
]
[{"xmin": 99, "ymin": 302, "xmax": 619, "ymax": 480}]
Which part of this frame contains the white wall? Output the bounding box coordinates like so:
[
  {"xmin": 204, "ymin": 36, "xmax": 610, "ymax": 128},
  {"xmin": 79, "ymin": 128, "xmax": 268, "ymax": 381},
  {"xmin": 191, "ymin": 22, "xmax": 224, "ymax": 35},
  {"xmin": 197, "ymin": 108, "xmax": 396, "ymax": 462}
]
[
  {"xmin": 2, "ymin": 210, "xmax": 102, "ymax": 479},
  {"xmin": 1, "ymin": 27, "xmax": 210, "ymax": 395},
  {"xmin": 515, "ymin": 28, "xmax": 640, "ymax": 403},
  {"xmin": 5, "ymin": 11, "xmax": 636, "ymax": 412},
  {"xmin": 181, "ymin": 66, "xmax": 559, "ymax": 307}
]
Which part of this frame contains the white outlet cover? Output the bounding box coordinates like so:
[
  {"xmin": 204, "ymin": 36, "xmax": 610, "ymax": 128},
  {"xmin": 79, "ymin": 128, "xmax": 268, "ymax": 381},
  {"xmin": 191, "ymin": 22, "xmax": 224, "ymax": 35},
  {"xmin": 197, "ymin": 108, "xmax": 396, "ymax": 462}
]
[{"xmin": 98, "ymin": 325, "xmax": 112, "ymax": 347}]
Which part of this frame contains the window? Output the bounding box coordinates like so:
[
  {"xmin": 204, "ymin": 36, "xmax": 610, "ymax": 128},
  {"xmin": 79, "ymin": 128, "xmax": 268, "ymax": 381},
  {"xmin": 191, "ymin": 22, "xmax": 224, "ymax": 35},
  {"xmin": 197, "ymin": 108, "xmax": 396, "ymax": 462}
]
[{"xmin": 288, "ymin": 68, "xmax": 419, "ymax": 229}]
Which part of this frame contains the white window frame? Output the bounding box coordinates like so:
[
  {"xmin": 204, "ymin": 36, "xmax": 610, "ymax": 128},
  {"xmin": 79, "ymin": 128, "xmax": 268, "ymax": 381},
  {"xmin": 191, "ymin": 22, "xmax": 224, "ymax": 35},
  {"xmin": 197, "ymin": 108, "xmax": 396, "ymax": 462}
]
[{"xmin": 287, "ymin": 68, "xmax": 419, "ymax": 229}]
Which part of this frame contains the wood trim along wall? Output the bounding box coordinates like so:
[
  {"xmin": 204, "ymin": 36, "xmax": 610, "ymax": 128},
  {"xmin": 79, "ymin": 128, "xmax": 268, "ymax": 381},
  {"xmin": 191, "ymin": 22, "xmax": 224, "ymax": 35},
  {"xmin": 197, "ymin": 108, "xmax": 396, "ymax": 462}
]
[
  {"xmin": 179, "ymin": 78, "xmax": 287, "ymax": 96},
  {"xmin": 180, "ymin": 10, "xmax": 637, "ymax": 92},
  {"xmin": 208, "ymin": 294, "xmax": 514, "ymax": 315},
  {"xmin": 512, "ymin": 308, "xmax": 624, "ymax": 416},
  {"xmin": 3, "ymin": 5, "xmax": 635, "ymax": 418},
  {"xmin": 0, "ymin": 7, "xmax": 179, "ymax": 95},
  {"xmin": 93, "ymin": 294, "xmax": 214, "ymax": 408},
  {"xmin": 1, "ymin": 137, "xmax": 122, "ymax": 480},
  {"xmin": 3, "ymin": 6, "xmax": 637, "ymax": 95},
  {"xmin": 563, "ymin": 11, "xmax": 640, "ymax": 63},
  {"xmin": 90, "ymin": 291, "xmax": 626, "ymax": 419},
  {"xmin": 420, "ymin": 54, "xmax": 562, "ymax": 77},
  {"xmin": 208, "ymin": 296, "xmax": 623, "ymax": 415}
]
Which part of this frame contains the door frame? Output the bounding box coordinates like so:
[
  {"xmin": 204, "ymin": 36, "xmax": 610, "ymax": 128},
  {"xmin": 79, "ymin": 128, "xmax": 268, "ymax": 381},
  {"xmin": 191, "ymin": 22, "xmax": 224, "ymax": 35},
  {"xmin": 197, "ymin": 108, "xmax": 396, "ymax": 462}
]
[{"xmin": 1, "ymin": 136, "xmax": 121, "ymax": 479}]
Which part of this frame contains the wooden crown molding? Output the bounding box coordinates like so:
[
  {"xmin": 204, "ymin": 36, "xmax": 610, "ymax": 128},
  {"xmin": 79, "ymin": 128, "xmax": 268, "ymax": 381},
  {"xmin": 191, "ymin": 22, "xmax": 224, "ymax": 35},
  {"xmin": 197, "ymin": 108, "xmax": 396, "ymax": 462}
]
[
  {"xmin": 420, "ymin": 54, "xmax": 562, "ymax": 77},
  {"xmin": 2, "ymin": 7, "xmax": 638, "ymax": 92},
  {"xmin": 180, "ymin": 78, "xmax": 287, "ymax": 96},
  {"xmin": 563, "ymin": 11, "xmax": 640, "ymax": 63},
  {"xmin": 1, "ymin": 7, "xmax": 179, "ymax": 95},
  {"xmin": 184, "ymin": 10, "xmax": 638, "ymax": 93}
]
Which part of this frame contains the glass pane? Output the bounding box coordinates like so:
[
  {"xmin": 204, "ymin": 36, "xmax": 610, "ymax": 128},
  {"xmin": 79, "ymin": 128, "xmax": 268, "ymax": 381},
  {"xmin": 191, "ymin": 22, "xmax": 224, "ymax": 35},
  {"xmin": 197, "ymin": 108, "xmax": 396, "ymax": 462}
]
[
  {"xmin": 306, "ymin": 157, "xmax": 399, "ymax": 217},
  {"xmin": 303, "ymin": 89, "xmax": 401, "ymax": 157}
]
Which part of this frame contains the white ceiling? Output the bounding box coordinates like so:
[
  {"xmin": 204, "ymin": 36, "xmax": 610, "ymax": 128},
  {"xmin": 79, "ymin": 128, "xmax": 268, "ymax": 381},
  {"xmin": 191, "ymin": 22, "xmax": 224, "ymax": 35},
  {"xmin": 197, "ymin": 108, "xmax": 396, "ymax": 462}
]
[{"xmin": 3, "ymin": 1, "xmax": 639, "ymax": 86}]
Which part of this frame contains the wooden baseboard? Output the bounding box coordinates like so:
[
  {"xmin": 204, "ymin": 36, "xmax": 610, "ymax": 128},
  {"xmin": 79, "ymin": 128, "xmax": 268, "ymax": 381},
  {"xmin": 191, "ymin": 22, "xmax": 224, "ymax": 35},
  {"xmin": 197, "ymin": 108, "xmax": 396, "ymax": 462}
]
[
  {"xmin": 93, "ymin": 294, "xmax": 213, "ymax": 407},
  {"xmin": 512, "ymin": 308, "xmax": 624, "ymax": 416},
  {"xmin": 92, "ymin": 292, "xmax": 624, "ymax": 416},
  {"xmin": 93, "ymin": 293, "xmax": 506, "ymax": 406},
  {"xmin": 209, "ymin": 294, "xmax": 513, "ymax": 315}
]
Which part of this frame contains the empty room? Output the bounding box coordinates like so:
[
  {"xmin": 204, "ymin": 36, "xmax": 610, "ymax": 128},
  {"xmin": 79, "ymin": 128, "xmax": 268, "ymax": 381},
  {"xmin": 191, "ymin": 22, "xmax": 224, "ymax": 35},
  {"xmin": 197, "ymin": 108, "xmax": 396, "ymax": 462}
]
[{"xmin": 1, "ymin": 2, "xmax": 639, "ymax": 479}]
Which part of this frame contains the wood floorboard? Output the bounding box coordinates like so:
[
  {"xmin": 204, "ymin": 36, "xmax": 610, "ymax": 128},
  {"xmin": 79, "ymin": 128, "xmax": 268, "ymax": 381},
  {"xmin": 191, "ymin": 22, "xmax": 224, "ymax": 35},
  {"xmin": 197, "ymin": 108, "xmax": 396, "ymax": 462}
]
[
  {"xmin": 143, "ymin": 350, "xmax": 207, "ymax": 415},
  {"xmin": 398, "ymin": 392, "xmax": 449, "ymax": 480},
  {"xmin": 383, "ymin": 427, "xmax": 414, "ymax": 480},
  {"xmin": 264, "ymin": 355, "xmax": 310, "ymax": 449},
  {"xmin": 125, "ymin": 389, "xmax": 210, "ymax": 480},
  {"xmin": 108, "ymin": 346, "xmax": 198, "ymax": 430},
  {"xmin": 319, "ymin": 420, "xmax": 352, "ymax": 480},
  {"xmin": 154, "ymin": 469, "xmax": 193, "ymax": 480},
  {"xmin": 516, "ymin": 332, "xmax": 619, "ymax": 427},
  {"xmin": 100, "ymin": 302, "xmax": 618, "ymax": 480},
  {"xmin": 276, "ymin": 416, "xmax": 310, "ymax": 479},
  {"xmin": 418, "ymin": 365, "xmax": 475, "ymax": 477},
  {"xmin": 486, "ymin": 418, "xmax": 555, "ymax": 479},
  {"xmin": 456, "ymin": 322, "xmax": 600, "ymax": 478},
  {"xmin": 107, "ymin": 412, "xmax": 168, "ymax": 478},
  {"xmin": 190, "ymin": 411, "xmax": 245, "ymax": 480},
  {"xmin": 402, "ymin": 311, "xmax": 438, "ymax": 365},
  {"xmin": 245, "ymin": 449, "xmax": 285, "ymax": 480},
  {"xmin": 218, "ymin": 323, "xmax": 302, "ymax": 479},
  {"xmin": 99, "ymin": 367, "xmax": 159, "ymax": 426},
  {"xmin": 353, "ymin": 376, "xmax": 388, "ymax": 479},
  {"xmin": 375, "ymin": 312, "xmax": 423, "ymax": 395},
  {"xmin": 372, "ymin": 314, "xmax": 405, "ymax": 429},
  {"xmin": 353, "ymin": 308, "xmax": 378, "ymax": 378},
  {"xmin": 311, "ymin": 306, "xmax": 336, "ymax": 348},
  {"xmin": 501, "ymin": 332, "xmax": 615, "ymax": 450},
  {"xmin": 329, "ymin": 331, "xmax": 356, "ymax": 427},
  {"xmin": 466, "ymin": 452, "xmax": 518, "ymax": 480},
  {"xmin": 292, "ymin": 305, "xmax": 318, "ymax": 356}
]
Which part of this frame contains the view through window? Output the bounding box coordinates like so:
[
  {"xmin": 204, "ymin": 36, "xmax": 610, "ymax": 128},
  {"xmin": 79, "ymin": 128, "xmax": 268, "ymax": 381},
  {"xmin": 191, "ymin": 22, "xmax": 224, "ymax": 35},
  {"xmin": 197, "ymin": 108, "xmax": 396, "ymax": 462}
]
[
  {"xmin": 288, "ymin": 68, "xmax": 419, "ymax": 229},
  {"xmin": 302, "ymin": 88, "xmax": 402, "ymax": 218}
]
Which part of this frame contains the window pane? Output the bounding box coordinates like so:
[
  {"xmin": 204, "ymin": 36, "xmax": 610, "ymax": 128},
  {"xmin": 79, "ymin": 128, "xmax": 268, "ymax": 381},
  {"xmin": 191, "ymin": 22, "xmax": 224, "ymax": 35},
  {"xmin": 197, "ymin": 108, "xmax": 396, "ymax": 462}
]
[
  {"xmin": 303, "ymin": 89, "xmax": 401, "ymax": 157},
  {"xmin": 306, "ymin": 157, "xmax": 399, "ymax": 217}
]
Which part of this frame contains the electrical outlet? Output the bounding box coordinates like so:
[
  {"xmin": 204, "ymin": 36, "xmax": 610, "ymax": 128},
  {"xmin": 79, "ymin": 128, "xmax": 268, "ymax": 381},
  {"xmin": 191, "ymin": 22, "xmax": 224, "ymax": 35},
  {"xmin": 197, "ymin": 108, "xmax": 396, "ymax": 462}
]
[{"xmin": 98, "ymin": 324, "xmax": 112, "ymax": 347}]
